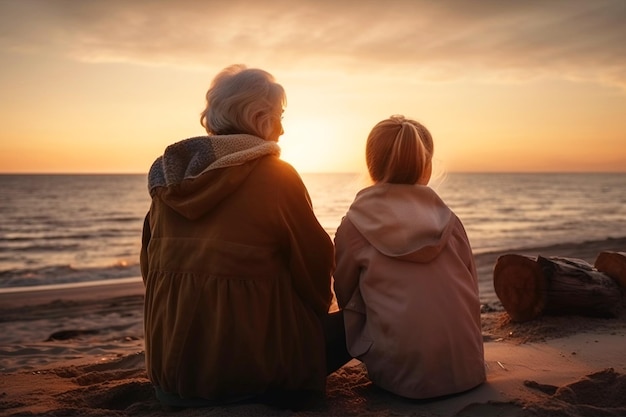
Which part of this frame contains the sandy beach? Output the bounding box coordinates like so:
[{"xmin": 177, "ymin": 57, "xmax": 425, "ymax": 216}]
[{"xmin": 1, "ymin": 237, "xmax": 625, "ymax": 417}]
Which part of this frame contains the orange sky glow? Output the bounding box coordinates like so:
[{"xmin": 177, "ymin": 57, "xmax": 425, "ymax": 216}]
[{"xmin": 0, "ymin": 0, "xmax": 625, "ymax": 174}]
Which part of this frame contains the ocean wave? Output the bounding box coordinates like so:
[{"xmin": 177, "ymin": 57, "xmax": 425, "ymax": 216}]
[
  {"xmin": 0, "ymin": 262, "xmax": 141, "ymax": 288},
  {"xmin": 2, "ymin": 243, "xmax": 82, "ymax": 252},
  {"xmin": 0, "ymin": 229, "xmax": 141, "ymax": 244}
]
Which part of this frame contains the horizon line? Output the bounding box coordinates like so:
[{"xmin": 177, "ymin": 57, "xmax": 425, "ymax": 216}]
[{"xmin": 1, "ymin": 170, "xmax": 626, "ymax": 175}]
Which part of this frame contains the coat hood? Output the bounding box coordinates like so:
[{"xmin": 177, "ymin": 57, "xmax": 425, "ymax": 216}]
[
  {"xmin": 346, "ymin": 183, "xmax": 455, "ymax": 262},
  {"xmin": 147, "ymin": 134, "xmax": 280, "ymax": 219}
]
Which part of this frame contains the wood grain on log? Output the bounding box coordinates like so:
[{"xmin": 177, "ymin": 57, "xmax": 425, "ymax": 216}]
[{"xmin": 538, "ymin": 256, "xmax": 622, "ymax": 318}]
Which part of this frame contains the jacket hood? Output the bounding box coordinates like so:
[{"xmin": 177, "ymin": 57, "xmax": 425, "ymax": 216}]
[
  {"xmin": 346, "ymin": 183, "xmax": 454, "ymax": 262},
  {"xmin": 147, "ymin": 134, "xmax": 280, "ymax": 219}
]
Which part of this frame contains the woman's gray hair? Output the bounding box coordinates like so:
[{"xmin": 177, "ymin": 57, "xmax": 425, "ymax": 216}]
[{"xmin": 200, "ymin": 64, "xmax": 286, "ymax": 140}]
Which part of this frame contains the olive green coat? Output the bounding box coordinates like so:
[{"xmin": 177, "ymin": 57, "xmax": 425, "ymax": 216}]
[{"xmin": 141, "ymin": 140, "xmax": 333, "ymax": 402}]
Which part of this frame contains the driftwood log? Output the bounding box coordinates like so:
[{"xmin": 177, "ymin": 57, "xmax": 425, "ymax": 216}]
[
  {"xmin": 494, "ymin": 252, "xmax": 625, "ymax": 322},
  {"xmin": 595, "ymin": 251, "xmax": 626, "ymax": 289}
]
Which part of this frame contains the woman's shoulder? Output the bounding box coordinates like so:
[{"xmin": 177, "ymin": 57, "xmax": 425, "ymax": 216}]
[
  {"xmin": 254, "ymin": 155, "xmax": 305, "ymax": 185},
  {"xmin": 256, "ymin": 153, "xmax": 297, "ymax": 170}
]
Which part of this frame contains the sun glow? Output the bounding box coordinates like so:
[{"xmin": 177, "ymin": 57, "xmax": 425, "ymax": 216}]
[{"xmin": 279, "ymin": 116, "xmax": 366, "ymax": 173}]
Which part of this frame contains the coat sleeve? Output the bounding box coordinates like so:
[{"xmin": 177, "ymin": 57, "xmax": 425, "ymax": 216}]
[
  {"xmin": 279, "ymin": 170, "xmax": 334, "ymax": 318},
  {"xmin": 139, "ymin": 211, "xmax": 151, "ymax": 285},
  {"xmin": 332, "ymin": 218, "xmax": 362, "ymax": 309}
]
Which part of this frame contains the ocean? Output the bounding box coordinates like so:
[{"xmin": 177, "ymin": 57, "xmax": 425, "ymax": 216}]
[{"xmin": 1, "ymin": 172, "xmax": 625, "ymax": 304}]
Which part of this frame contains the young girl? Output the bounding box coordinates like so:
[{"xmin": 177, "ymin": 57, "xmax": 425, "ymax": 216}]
[{"xmin": 333, "ymin": 115, "xmax": 486, "ymax": 399}]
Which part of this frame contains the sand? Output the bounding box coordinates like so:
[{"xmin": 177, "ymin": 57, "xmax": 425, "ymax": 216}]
[{"xmin": 1, "ymin": 237, "xmax": 626, "ymax": 417}]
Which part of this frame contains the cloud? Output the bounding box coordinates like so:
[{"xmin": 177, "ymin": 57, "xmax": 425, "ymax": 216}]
[{"xmin": 1, "ymin": 0, "xmax": 625, "ymax": 89}]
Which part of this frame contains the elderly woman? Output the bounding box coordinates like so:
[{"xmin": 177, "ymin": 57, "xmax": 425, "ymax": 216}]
[{"xmin": 141, "ymin": 64, "xmax": 348, "ymax": 409}]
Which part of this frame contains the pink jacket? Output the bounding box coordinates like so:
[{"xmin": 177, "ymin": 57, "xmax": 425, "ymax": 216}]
[{"xmin": 333, "ymin": 183, "xmax": 485, "ymax": 399}]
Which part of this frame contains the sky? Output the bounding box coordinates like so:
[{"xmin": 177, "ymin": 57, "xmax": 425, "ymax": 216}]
[{"xmin": 0, "ymin": 0, "xmax": 625, "ymax": 174}]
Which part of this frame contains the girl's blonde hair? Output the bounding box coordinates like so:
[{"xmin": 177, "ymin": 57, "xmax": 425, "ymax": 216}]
[
  {"xmin": 200, "ymin": 64, "xmax": 286, "ymax": 140},
  {"xmin": 365, "ymin": 115, "xmax": 434, "ymax": 184}
]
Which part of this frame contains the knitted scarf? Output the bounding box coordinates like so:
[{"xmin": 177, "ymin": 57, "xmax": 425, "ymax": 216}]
[{"xmin": 148, "ymin": 134, "xmax": 281, "ymax": 196}]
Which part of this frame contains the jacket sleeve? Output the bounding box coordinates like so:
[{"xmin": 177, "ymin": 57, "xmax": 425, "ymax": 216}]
[
  {"xmin": 333, "ymin": 218, "xmax": 362, "ymax": 309},
  {"xmin": 455, "ymin": 216, "xmax": 480, "ymax": 287},
  {"xmin": 279, "ymin": 171, "xmax": 334, "ymax": 318},
  {"xmin": 454, "ymin": 214, "xmax": 478, "ymax": 288}
]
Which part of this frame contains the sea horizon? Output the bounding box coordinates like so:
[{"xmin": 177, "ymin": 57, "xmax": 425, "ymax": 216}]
[{"xmin": 2, "ymin": 170, "xmax": 626, "ymax": 175}]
